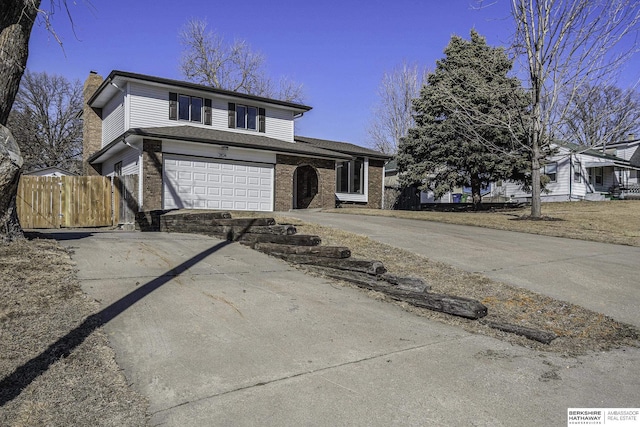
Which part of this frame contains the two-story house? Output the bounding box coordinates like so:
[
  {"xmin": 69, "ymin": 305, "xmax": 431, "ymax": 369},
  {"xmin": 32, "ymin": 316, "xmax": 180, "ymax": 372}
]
[{"xmin": 83, "ymin": 70, "xmax": 389, "ymax": 214}]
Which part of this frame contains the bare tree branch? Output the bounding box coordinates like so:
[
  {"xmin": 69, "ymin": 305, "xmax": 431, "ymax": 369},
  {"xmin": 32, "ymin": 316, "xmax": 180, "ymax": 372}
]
[
  {"xmin": 510, "ymin": 0, "xmax": 640, "ymax": 217},
  {"xmin": 368, "ymin": 61, "xmax": 427, "ymax": 154},
  {"xmin": 8, "ymin": 70, "xmax": 83, "ymax": 173},
  {"xmin": 179, "ymin": 18, "xmax": 305, "ymax": 103}
]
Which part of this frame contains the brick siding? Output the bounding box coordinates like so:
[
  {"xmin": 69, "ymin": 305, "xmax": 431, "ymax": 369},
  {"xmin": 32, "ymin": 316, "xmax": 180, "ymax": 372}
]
[
  {"xmin": 142, "ymin": 139, "xmax": 163, "ymax": 210},
  {"xmin": 82, "ymin": 72, "xmax": 104, "ymax": 176},
  {"xmin": 275, "ymin": 155, "xmax": 336, "ymax": 211},
  {"xmin": 366, "ymin": 159, "xmax": 384, "ymax": 209}
]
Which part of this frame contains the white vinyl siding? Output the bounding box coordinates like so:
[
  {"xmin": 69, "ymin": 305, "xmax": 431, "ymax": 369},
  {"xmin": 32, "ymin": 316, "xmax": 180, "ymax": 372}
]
[
  {"xmin": 102, "ymin": 92, "xmax": 125, "ymax": 147},
  {"xmin": 101, "ymin": 147, "xmax": 140, "ymax": 177},
  {"xmin": 129, "ymin": 83, "xmax": 171, "ymax": 128},
  {"xmin": 128, "ymin": 82, "xmax": 295, "ymax": 141},
  {"xmin": 162, "ymin": 140, "xmax": 276, "ymax": 164},
  {"xmin": 163, "ymin": 154, "xmax": 273, "ymax": 211}
]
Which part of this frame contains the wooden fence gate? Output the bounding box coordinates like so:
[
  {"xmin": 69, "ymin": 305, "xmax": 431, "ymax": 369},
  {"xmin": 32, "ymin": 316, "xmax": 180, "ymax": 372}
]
[{"xmin": 17, "ymin": 176, "xmax": 121, "ymax": 229}]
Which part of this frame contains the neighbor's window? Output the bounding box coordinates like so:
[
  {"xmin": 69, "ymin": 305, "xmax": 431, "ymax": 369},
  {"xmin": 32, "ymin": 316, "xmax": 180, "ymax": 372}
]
[
  {"xmin": 573, "ymin": 161, "xmax": 582, "ymax": 183},
  {"xmin": 544, "ymin": 162, "xmax": 557, "ymax": 182},
  {"xmin": 336, "ymin": 157, "xmax": 365, "ymax": 194},
  {"xmin": 178, "ymin": 95, "xmax": 203, "ymax": 122},
  {"xmin": 590, "ymin": 168, "xmax": 604, "ymax": 186},
  {"xmin": 114, "ymin": 161, "xmax": 122, "ymax": 176}
]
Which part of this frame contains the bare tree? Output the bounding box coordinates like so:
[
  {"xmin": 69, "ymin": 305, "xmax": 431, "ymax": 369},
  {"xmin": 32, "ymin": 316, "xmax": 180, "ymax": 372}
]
[
  {"xmin": 510, "ymin": 0, "xmax": 640, "ymax": 218},
  {"xmin": 179, "ymin": 18, "xmax": 304, "ymax": 103},
  {"xmin": 559, "ymin": 84, "xmax": 640, "ymax": 147},
  {"xmin": 368, "ymin": 62, "xmax": 427, "ymax": 154},
  {"xmin": 8, "ymin": 70, "xmax": 83, "ymax": 173}
]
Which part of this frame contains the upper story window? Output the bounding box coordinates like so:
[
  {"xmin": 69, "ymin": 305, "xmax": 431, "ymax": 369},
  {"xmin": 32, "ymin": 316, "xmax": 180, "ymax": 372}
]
[
  {"xmin": 178, "ymin": 95, "xmax": 202, "ymax": 122},
  {"xmin": 169, "ymin": 92, "xmax": 212, "ymax": 125},
  {"xmin": 228, "ymin": 102, "xmax": 266, "ymax": 133},
  {"xmin": 336, "ymin": 157, "xmax": 364, "ymax": 194}
]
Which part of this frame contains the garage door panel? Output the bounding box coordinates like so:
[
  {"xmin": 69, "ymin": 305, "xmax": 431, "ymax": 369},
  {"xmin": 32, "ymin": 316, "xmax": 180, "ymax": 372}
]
[{"xmin": 163, "ymin": 155, "xmax": 273, "ymax": 211}]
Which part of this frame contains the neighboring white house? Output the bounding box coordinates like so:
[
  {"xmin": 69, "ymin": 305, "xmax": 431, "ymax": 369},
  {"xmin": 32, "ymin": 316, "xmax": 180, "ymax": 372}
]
[
  {"xmin": 24, "ymin": 166, "xmax": 78, "ymax": 177},
  {"xmin": 499, "ymin": 139, "xmax": 640, "ymax": 202},
  {"xmin": 385, "ymin": 137, "xmax": 640, "ymax": 207},
  {"xmin": 83, "ymin": 70, "xmax": 389, "ymax": 214}
]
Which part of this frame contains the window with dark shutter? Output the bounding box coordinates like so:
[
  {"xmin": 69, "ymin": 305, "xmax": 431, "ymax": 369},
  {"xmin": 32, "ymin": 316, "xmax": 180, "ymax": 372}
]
[
  {"xmin": 204, "ymin": 99, "xmax": 212, "ymax": 125},
  {"xmin": 259, "ymin": 108, "xmax": 266, "ymax": 133},
  {"xmin": 169, "ymin": 92, "xmax": 178, "ymax": 120},
  {"xmin": 228, "ymin": 103, "xmax": 236, "ymax": 128}
]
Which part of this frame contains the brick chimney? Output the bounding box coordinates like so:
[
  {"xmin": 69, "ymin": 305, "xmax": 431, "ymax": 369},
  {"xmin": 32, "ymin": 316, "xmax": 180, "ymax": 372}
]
[{"xmin": 82, "ymin": 71, "xmax": 104, "ymax": 176}]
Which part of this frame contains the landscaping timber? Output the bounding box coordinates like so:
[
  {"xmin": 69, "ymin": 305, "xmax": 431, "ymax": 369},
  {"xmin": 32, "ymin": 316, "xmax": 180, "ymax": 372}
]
[
  {"xmin": 236, "ymin": 233, "xmax": 322, "ymax": 246},
  {"xmin": 209, "ymin": 224, "xmax": 297, "ymax": 237},
  {"xmin": 482, "ymin": 321, "xmax": 557, "ymax": 344},
  {"xmin": 160, "ymin": 211, "xmax": 234, "ymax": 232},
  {"xmin": 379, "ymin": 273, "xmax": 431, "ymax": 292},
  {"xmin": 210, "ymin": 218, "xmax": 276, "ymax": 227},
  {"xmin": 253, "ymin": 242, "xmax": 351, "ymax": 258},
  {"xmin": 281, "ymin": 255, "xmax": 386, "ymax": 275},
  {"xmin": 311, "ymin": 267, "xmax": 486, "ymax": 320}
]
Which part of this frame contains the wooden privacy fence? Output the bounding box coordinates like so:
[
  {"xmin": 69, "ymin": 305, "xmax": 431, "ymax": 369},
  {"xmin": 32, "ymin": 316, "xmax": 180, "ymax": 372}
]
[{"xmin": 17, "ymin": 175, "xmax": 138, "ymax": 229}]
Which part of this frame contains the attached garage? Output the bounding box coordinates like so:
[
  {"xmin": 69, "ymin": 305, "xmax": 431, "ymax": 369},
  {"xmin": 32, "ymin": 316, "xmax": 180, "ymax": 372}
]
[{"xmin": 163, "ymin": 154, "xmax": 274, "ymax": 211}]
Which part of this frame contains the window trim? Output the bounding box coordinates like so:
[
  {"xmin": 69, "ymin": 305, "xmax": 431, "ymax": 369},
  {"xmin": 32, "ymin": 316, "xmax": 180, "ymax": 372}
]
[
  {"xmin": 573, "ymin": 161, "xmax": 582, "ymax": 183},
  {"xmin": 228, "ymin": 103, "xmax": 266, "ymax": 133},
  {"xmin": 170, "ymin": 92, "xmax": 208, "ymax": 124},
  {"xmin": 590, "ymin": 167, "xmax": 604, "ymax": 186},
  {"xmin": 543, "ymin": 162, "xmax": 557, "ymax": 183},
  {"xmin": 335, "ymin": 157, "xmax": 368, "ymax": 202}
]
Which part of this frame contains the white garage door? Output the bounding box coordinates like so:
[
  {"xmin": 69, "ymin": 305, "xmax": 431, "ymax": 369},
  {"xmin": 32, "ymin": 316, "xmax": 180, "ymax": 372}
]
[{"xmin": 163, "ymin": 155, "xmax": 274, "ymax": 211}]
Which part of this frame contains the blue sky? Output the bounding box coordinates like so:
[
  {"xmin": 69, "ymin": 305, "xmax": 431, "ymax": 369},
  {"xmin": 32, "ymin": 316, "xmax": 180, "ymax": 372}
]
[{"xmin": 27, "ymin": 0, "xmax": 640, "ymax": 148}]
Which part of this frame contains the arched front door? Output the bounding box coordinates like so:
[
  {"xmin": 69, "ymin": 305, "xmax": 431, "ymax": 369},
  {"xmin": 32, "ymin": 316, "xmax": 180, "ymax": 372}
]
[{"xmin": 294, "ymin": 165, "xmax": 319, "ymax": 209}]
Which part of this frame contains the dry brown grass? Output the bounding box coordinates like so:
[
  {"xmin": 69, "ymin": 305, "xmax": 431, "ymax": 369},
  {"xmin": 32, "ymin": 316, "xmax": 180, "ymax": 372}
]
[
  {"xmin": 325, "ymin": 200, "xmax": 640, "ymax": 246},
  {"xmin": 0, "ymin": 238, "xmax": 148, "ymax": 426},
  {"xmin": 267, "ymin": 214, "xmax": 640, "ymax": 355}
]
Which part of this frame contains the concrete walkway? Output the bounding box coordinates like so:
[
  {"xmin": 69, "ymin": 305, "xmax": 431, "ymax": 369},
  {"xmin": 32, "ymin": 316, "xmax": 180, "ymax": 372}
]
[
  {"xmin": 285, "ymin": 211, "xmax": 640, "ymax": 328},
  {"xmin": 52, "ymin": 230, "xmax": 639, "ymax": 426}
]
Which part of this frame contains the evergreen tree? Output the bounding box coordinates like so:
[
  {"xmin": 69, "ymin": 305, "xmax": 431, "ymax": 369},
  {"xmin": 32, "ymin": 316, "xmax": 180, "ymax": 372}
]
[{"xmin": 397, "ymin": 30, "xmax": 529, "ymax": 207}]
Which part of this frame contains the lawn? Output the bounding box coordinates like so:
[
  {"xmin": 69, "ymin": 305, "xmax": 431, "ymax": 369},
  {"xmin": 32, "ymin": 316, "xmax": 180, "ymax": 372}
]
[
  {"xmin": 0, "ymin": 238, "xmax": 148, "ymax": 426},
  {"xmin": 325, "ymin": 200, "xmax": 640, "ymax": 246}
]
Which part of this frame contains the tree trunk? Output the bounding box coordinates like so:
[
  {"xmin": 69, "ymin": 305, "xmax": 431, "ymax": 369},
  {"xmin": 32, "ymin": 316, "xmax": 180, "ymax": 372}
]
[
  {"xmin": 0, "ymin": 1, "xmax": 41, "ymax": 242},
  {"xmin": 529, "ymin": 78, "xmax": 543, "ymax": 218},
  {"xmin": 0, "ymin": 125, "xmax": 24, "ymax": 242},
  {"xmin": 470, "ymin": 174, "xmax": 482, "ymax": 210},
  {"xmin": 0, "ymin": 0, "xmax": 41, "ymax": 125}
]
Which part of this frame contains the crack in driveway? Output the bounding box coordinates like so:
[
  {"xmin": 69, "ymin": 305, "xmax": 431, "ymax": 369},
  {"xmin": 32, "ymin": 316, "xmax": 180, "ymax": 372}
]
[{"xmin": 150, "ymin": 335, "xmax": 471, "ymax": 418}]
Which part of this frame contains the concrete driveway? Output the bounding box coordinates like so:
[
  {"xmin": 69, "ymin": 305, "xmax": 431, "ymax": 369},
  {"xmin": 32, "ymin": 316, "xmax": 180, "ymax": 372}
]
[
  {"xmin": 53, "ymin": 230, "xmax": 639, "ymax": 426},
  {"xmin": 286, "ymin": 211, "xmax": 640, "ymax": 329}
]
